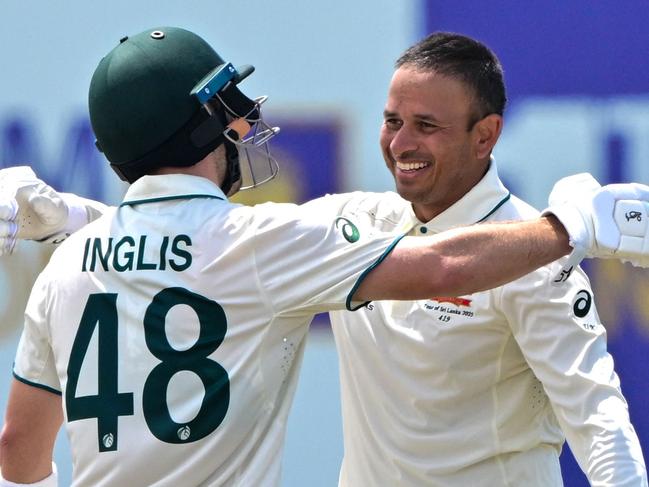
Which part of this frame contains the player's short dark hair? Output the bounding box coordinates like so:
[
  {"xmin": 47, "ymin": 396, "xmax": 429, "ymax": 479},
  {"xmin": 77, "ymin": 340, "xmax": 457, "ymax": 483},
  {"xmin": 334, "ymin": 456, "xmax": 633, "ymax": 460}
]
[{"xmin": 396, "ymin": 32, "xmax": 507, "ymax": 128}]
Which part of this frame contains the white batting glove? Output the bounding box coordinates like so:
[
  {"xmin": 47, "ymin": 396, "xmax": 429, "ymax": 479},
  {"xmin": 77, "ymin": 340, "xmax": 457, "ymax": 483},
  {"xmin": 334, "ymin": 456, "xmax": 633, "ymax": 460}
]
[
  {"xmin": 591, "ymin": 183, "xmax": 649, "ymax": 267},
  {"xmin": 0, "ymin": 166, "xmax": 88, "ymax": 255},
  {"xmin": 542, "ymin": 173, "xmax": 602, "ymax": 284},
  {"xmin": 544, "ymin": 173, "xmax": 649, "ymax": 283}
]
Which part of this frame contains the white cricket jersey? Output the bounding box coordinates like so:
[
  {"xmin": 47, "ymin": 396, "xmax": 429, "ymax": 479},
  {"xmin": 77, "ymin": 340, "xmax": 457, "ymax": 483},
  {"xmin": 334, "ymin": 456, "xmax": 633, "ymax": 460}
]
[
  {"xmin": 13, "ymin": 174, "xmax": 402, "ymax": 487},
  {"xmin": 328, "ymin": 161, "xmax": 647, "ymax": 486}
]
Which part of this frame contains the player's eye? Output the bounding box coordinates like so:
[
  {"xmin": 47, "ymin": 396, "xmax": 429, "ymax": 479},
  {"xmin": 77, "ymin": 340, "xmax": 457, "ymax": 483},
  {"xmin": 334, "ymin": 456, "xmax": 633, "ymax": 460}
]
[
  {"xmin": 384, "ymin": 118, "xmax": 402, "ymax": 130},
  {"xmin": 417, "ymin": 120, "xmax": 439, "ymax": 132}
]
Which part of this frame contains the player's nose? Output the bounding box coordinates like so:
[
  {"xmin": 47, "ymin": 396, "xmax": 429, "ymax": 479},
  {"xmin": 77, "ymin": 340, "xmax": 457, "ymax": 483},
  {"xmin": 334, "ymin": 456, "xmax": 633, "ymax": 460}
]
[{"xmin": 389, "ymin": 126, "xmax": 419, "ymax": 158}]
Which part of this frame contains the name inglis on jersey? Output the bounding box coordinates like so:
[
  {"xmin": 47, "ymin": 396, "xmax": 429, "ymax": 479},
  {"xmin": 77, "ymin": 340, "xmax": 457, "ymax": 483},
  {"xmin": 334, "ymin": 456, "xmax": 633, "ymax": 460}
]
[{"xmin": 81, "ymin": 234, "xmax": 192, "ymax": 272}]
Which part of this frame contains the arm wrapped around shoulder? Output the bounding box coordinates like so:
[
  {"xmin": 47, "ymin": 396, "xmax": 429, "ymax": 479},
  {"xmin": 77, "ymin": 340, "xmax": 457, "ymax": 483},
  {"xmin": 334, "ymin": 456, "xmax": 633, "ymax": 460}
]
[{"xmin": 0, "ymin": 166, "xmax": 108, "ymax": 255}]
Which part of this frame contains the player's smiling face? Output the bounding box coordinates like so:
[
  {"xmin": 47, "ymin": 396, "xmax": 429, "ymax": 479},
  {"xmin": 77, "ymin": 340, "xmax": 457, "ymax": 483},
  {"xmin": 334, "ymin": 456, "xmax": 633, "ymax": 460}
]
[{"xmin": 380, "ymin": 66, "xmax": 491, "ymax": 222}]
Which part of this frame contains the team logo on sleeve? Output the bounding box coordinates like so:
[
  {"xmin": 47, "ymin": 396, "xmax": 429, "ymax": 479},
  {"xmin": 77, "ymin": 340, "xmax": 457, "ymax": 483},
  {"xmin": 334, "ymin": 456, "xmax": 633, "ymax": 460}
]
[{"xmin": 335, "ymin": 217, "xmax": 360, "ymax": 243}]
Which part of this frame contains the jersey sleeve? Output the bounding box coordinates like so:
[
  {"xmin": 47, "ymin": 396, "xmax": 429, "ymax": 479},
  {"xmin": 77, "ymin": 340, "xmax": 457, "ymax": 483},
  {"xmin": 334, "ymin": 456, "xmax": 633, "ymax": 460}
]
[
  {"xmin": 248, "ymin": 196, "xmax": 404, "ymax": 315},
  {"xmin": 13, "ymin": 269, "xmax": 61, "ymax": 394},
  {"xmin": 500, "ymin": 260, "xmax": 647, "ymax": 486}
]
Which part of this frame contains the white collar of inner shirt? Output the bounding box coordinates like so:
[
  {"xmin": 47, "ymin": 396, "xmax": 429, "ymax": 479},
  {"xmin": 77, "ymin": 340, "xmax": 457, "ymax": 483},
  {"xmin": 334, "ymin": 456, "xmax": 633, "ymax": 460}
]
[
  {"xmin": 121, "ymin": 174, "xmax": 228, "ymax": 206},
  {"xmin": 410, "ymin": 157, "xmax": 511, "ymax": 235}
]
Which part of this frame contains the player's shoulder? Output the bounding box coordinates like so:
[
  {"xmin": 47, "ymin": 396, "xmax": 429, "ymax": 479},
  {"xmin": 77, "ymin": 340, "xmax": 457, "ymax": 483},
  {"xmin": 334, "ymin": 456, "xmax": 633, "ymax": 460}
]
[
  {"xmin": 225, "ymin": 192, "xmax": 408, "ymax": 243},
  {"xmin": 490, "ymin": 193, "xmax": 540, "ymax": 221},
  {"xmin": 302, "ymin": 191, "xmax": 409, "ymax": 227},
  {"xmin": 241, "ymin": 191, "xmax": 406, "ymax": 223},
  {"xmin": 213, "ymin": 200, "xmax": 335, "ymax": 245},
  {"xmin": 228, "ymin": 200, "xmax": 305, "ymax": 230}
]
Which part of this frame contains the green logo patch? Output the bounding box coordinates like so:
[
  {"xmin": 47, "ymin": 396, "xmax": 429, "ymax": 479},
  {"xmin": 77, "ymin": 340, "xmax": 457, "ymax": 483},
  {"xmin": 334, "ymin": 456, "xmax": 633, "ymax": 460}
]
[{"xmin": 335, "ymin": 217, "xmax": 360, "ymax": 243}]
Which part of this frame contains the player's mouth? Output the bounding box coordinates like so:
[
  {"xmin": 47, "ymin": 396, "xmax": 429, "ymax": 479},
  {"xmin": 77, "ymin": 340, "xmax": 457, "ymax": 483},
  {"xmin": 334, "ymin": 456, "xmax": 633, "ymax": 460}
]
[{"xmin": 395, "ymin": 160, "xmax": 431, "ymax": 176}]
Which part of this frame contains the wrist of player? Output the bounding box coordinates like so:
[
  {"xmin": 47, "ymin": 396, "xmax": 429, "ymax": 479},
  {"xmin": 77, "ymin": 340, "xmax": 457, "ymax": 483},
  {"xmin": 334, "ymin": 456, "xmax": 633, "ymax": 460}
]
[
  {"xmin": 542, "ymin": 203, "xmax": 594, "ymax": 254},
  {"xmin": 541, "ymin": 202, "xmax": 594, "ymax": 284},
  {"xmin": 24, "ymin": 192, "xmax": 91, "ymax": 244},
  {"xmin": 543, "ymin": 172, "xmax": 605, "ymax": 283},
  {"xmin": 0, "ymin": 463, "xmax": 57, "ymax": 487},
  {"xmin": 39, "ymin": 193, "xmax": 91, "ymax": 244}
]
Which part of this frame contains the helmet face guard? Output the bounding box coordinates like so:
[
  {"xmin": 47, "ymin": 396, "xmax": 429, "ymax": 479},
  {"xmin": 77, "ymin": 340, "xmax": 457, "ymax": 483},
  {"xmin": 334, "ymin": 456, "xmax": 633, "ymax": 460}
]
[{"xmin": 192, "ymin": 63, "xmax": 280, "ymax": 193}]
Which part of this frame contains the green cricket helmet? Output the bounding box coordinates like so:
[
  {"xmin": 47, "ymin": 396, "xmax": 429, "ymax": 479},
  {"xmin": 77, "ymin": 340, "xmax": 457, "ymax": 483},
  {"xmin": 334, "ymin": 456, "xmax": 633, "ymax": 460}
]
[{"xmin": 88, "ymin": 26, "xmax": 279, "ymax": 192}]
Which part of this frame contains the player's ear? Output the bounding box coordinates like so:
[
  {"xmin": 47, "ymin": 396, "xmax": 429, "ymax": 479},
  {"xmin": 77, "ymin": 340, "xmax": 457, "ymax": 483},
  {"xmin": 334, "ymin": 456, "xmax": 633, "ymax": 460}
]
[
  {"xmin": 473, "ymin": 114, "xmax": 502, "ymax": 159},
  {"xmin": 225, "ymin": 118, "xmax": 251, "ymax": 140}
]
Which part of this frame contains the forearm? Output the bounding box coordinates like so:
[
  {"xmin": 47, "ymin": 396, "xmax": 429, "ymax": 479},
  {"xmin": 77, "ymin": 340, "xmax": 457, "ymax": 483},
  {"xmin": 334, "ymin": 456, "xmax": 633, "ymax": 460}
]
[
  {"xmin": 0, "ymin": 462, "xmax": 57, "ymax": 487},
  {"xmin": 0, "ymin": 432, "xmax": 54, "ymax": 483},
  {"xmin": 432, "ymin": 215, "xmax": 570, "ymax": 294},
  {"xmin": 0, "ymin": 381, "xmax": 62, "ymax": 484},
  {"xmin": 356, "ymin": 215, "xmax": 571, "ymax": 301}
]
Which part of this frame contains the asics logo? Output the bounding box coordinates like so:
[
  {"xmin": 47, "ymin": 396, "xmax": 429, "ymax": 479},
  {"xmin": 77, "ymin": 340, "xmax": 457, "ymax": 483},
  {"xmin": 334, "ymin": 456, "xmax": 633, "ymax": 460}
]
[{"xmin": 335, "ymin": 217, "xmax": 360, "ymax": 243}]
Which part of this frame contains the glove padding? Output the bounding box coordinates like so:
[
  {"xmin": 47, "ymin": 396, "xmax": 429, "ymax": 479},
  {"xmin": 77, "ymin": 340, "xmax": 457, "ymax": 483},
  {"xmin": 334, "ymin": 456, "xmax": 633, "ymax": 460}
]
[
  {"xmin": 0, "ymin": 166, "xmax": 87, "ymax": 255},
  {"xmin": 544, "ymin": 173, "xmax": 649, "ymax": 284},
  {"xmin": 592, "ymin": 183, "xmax": 649, "ymax": 267}
]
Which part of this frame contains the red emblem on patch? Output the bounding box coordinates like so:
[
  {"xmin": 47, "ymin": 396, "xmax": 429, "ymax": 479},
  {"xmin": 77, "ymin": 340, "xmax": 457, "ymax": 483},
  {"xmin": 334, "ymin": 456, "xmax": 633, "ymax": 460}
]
[{"xmin": 431, "ymin": 297, "xmax": 472, "ymax": 307}]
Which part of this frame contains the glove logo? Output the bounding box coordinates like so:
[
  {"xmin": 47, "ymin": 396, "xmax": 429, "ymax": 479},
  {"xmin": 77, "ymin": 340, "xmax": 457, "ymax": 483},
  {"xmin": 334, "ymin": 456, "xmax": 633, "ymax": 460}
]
[
  {"xmin": 553, "ymin": 266, "xmax": 574, "ymax": 284},
  {"xmin": 573, "ymin": 289, "xmax": 592, "ymax": 318},
  {"xmin": 335, "ymin": 217, "xmax": 360, "ymax": 243},
  {"xmin": 625, "ymin": 210, "xmax": 642, "ymax": 222}
]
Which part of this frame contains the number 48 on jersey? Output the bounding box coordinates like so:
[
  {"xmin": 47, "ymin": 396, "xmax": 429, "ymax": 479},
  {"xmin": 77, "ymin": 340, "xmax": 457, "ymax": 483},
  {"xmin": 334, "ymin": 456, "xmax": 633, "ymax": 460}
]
[{"xmin": 65, "ymin": 287, "xmax": 230, "ymax": 451}]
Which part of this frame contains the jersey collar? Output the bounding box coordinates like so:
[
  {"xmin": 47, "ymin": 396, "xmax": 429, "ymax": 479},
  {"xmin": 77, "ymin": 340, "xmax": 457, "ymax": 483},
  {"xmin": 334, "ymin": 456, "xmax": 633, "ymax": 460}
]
[
  {"xmin": 120, "ymin": 174, "xmax": 227, "ymax": 207},
  {"xmin": 411, "ymin": 157, "xmax": 511, "ymax": 234}
]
